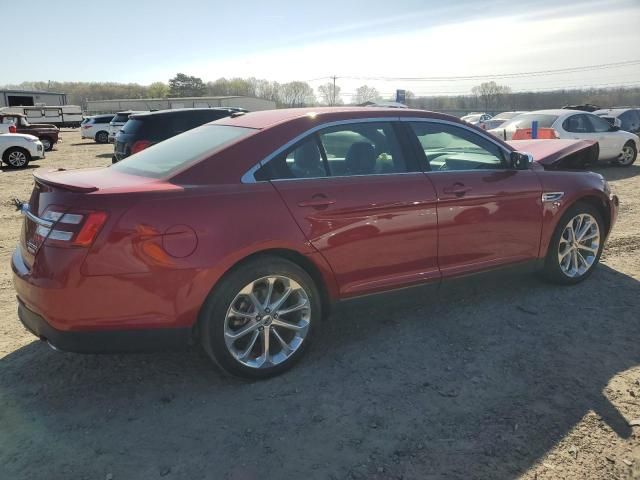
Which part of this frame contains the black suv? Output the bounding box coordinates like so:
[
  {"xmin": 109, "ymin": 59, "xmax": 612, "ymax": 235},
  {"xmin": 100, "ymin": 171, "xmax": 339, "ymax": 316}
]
[{"xmin": 112, "ymin": 108, "xmax": 246, "ymax": 162}]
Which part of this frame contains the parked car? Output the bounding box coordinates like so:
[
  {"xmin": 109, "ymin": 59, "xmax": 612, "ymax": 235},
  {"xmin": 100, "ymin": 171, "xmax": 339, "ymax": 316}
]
[
  {"xmin": 0, "ymin": 113, "xmax": 59, "ymax": 151},
  {"xmin": 483, "ymin": 111, "xmax": 528, "ymax": 129},
  {"xmin": 80, "ymin": 114, "xmax": 115, "ymax": 143},
  {"xmin": 108, "ymin": 111, "xmax": 144, "ymax": 143},
  {"xmin": 461, "ymin": 112, "xmax": 492, "ymax": 125},
  {"xmin": 0, "ymin": 133, "xmax": 44, "ymax": 168},
  {"xmin": 593, "ymin": 108, "xmax": 640, "ymax": 135},
  {"xmin": 488, "ymin": 109, "xmax": 639, "ymax": 166},
  {"xmin": 113, "ymin": 108, "xmax": 245, "ymax": 162},
  {"xmin": 12, "ymin": 107, "xmax": 618, "ymax": 379}
]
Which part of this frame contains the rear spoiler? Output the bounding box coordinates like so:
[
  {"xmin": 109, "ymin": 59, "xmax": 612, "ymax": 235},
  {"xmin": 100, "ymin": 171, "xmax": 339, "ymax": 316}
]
[{"xmin": 34, "ymin": 171, "xmax": 98, "ymax": 193}]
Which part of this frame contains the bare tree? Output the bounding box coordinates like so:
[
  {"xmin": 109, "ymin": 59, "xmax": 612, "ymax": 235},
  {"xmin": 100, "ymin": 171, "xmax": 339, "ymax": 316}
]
[
  {"xmin": 279, "ymin": 81, "xmax": 316, "ymax": 107},
  {"xmin": 354, "ymin": 85, "xmax": 380, "ymax": 104},
  {"xmin": 471, "ymin": 81, "xmax": 512, "ymax": 110},
  {"xmin": 318, "ymin": 82, "xmax": 342, "ymax": 106}
]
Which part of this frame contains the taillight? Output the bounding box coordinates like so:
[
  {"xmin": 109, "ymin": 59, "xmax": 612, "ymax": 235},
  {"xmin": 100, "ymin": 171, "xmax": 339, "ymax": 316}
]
[
  {"xmin": 38, "ymin": 207, "xmax": 108, "ymax": 248},
  {"xmin": 9, "ymin": 125, "xmax": 16, "ymax": 133},
  {"xmin": 82, "ymin": 125, "xmax": 92, "ymax": 129},
  {"xmin": 131, "ymin": 140, "xmax": 151, "ymax": 154}
]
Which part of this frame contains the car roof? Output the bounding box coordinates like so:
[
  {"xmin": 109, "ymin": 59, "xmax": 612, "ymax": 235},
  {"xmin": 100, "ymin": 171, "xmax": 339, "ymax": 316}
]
[
  {"xmin": 593, "ymin": 108, "xmax": 637, "ymax": 116},
  {"xmin": 521, "ymin": 109, "xmax": 585, "ymax": 116},
  {"xmin": 130, "ymin": 107, "xmax": 241, "ymax": 120},
  {"xmin": 216, "ymin": 107, "xmax": 465, "ymax": 130}
]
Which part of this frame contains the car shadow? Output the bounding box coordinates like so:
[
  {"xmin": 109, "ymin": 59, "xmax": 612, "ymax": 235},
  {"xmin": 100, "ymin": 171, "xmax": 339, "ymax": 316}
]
[
  {"xmin": 0, "ymin": 265, "xmax": 638, "ymax": 479},
  {"xmin": 0, "ymin": 164, "xmax": 40, "ymax": 172},
  {"xmin": 592, "ymin": 163, "xmax": 640, "ymax": 181},
  {"xmin": 96, "ymin": 153, "xmax": 114, "ymax": 158},
  {"xmin": 69, "ymin": 142, "xmax": 98, "ymax": 146}
]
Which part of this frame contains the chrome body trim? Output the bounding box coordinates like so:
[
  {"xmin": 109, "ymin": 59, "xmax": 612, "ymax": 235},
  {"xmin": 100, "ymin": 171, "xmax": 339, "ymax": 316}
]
[
  {"xmin": 542, "ymin": 192, "xmax": 565, "ymax": 203},
  {"xmin": 20, "ymin": 204, "xmax": 54, "ymax": 229}
]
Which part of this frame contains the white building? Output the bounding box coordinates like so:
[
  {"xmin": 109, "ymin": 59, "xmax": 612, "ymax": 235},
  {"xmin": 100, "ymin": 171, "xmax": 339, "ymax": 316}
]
[{"xmin": 86, "ymin": 96, "xmax": 275, "ymax": 114}]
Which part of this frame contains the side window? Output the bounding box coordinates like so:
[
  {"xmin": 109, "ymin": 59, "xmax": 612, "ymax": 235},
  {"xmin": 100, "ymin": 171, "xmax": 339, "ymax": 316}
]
[
  {"xmin": 619, "ymin": 110, "xmax": 640, "ymax": 131},
  {"xmin": 254, "ymin": 121, "xmax": 409, "ymax": 181},
  {"xmin": 255, "ymin": 137, "xmax": 327, "ymax": 181},
  {"xmin": 409, "ymin": 122, "xmax": 505, "ymax": 171},
  {"xmin": 587, "ymin": 114, "xmax": 612, "ymax": 133},
  {"xmin": 2, "ymin": 116, "xmax": 17, "ymax": 124},
  {"xmin": 563, "ymin": 114, "xmax": 594, "ymax": 133},
  {"xmin": 318, "ymin": 122, "xmax": 408, "ymax": 176}
]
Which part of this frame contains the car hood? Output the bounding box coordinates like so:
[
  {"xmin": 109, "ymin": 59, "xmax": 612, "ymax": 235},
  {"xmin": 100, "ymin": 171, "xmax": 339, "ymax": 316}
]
[
  {"xmin": 508, "ymin": 139, "xmax": 599, "ymax": 169},
  {"xmin": 26, "ymin": 123, "xmax": 59, "ymax": 130},
  {"xmin": 0, "ymin": 133, "xmax": 39, "ymax": 141}
]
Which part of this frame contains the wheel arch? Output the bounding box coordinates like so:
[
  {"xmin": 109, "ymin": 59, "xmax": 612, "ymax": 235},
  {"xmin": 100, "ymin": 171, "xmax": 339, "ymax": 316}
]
[
  {"xmin": 193, "ymin": 247, "xmax": 337, "ymax": 338},
  {"xmin": 575, "ymin": 194, "xmax": 611, "ymax": 235}
]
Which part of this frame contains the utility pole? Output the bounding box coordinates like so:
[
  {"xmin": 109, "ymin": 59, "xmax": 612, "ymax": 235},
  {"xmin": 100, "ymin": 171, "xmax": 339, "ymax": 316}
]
[{"xmin": 332, "ymin": 75, "xmax": 337, "ymax": 106}]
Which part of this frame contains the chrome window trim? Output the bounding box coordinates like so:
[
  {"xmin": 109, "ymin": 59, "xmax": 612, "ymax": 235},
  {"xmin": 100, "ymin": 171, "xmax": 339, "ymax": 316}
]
[{"xmin": 241, "ymin": 116, "xmax": 515, "ymax": 183}]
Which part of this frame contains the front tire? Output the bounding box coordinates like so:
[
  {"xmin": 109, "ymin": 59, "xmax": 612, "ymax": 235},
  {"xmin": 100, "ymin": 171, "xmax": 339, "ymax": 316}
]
[
  {"xmin": 616, "ymin": 141, "xmax": 637, "ymax": 167},
  {"xmin": 2, "ymin": 147, "xmax": 31, "ymax": 169},
  {"xmin": 541, "ymin": 202, "xmax": 604, "ymax": 285},
  {"xmin": 200, "ymin": 256, "xmax": 320, "ymax": 379}
]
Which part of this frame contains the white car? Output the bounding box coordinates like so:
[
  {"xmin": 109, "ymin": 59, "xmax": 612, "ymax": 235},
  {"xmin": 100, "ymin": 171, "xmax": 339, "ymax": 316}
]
[
  {"xmin": 80, "ymin": 114, "xmax": 114, "ymax": 143},
  {"xmin": 461, "ymin": 112, "xmax": 492, "ymax": 125},
  {"xmin": 0, "ymin": 133, "xmax": 45, "ymax": 168},
  {"xmin": 488, "ymin": 109, "xmax": 639, "ymax": 166}
]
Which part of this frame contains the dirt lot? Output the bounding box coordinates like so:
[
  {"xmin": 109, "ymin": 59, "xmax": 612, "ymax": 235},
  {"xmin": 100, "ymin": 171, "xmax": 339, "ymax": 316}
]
[{"xmin": 0, "ymin": 130, "xmax": 639, "ymax": 479}]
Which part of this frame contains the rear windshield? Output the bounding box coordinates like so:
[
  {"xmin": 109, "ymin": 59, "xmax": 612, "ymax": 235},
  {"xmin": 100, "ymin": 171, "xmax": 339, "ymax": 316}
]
[
  {"xmin": 110, "ymin": 124, "xmax": 255, "ymax": 178},
  {"xmin": 501, "ymin": 114, "xmax": 559, "ymax": 130},
  {"xmin": 111, "ymin": 113, "xmax": 130, "ymax": 123}
]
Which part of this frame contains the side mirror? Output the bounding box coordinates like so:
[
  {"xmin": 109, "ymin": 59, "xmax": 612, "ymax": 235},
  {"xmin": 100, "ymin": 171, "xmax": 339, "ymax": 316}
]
[{"xmin": 510, "ymin": 151, "xmax": 533, "ymax": 170}]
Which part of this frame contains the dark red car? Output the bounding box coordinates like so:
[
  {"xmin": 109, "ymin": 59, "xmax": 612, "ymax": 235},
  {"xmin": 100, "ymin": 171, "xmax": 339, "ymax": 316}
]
[{"xmin": 12, "ymin": 107, "xmax": 618, "ymax": 378}]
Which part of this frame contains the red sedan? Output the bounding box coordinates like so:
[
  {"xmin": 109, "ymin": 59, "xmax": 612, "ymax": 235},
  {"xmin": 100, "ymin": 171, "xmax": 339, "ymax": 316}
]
[{"xmin": 12, "ymin": 108, "xmax": 618, "ymax": 378}]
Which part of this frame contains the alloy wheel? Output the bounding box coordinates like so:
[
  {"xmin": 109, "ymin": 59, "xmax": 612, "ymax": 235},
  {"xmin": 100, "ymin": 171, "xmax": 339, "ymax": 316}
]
[
  {"xmin": 40, "ymin": 138, "xmax": 52, "ymax": 151},
  {"xmin": 7, "ymin": 150, "xmax": 27, "ymax": 167},
  {"xmin": 557, "ymin": 213, "xmax": 600, "ymax": 278},
  {"xmin": 224, "ymin": 275, "xmax": 311, "ymax": 369},
  {"xmin": 619, "ymin": 145, "xmax": 636, "ymax": 166}
]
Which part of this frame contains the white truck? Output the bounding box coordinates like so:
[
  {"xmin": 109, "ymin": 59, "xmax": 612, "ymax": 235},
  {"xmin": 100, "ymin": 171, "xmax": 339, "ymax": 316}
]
[{"xmin": 0, "ymin": 105, "xmax": 83, "ymax": 128}]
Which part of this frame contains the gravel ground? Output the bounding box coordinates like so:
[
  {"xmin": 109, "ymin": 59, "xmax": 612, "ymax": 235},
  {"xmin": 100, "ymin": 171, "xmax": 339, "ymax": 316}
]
[{"xmin": 0, "ymin": 130, "xmax": 639, "ymax": 480}]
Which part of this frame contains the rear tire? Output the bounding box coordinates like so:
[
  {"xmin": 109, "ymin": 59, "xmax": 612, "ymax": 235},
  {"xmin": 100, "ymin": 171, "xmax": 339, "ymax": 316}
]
[
  {"xmin": 39, "ymin": 136, "xmax": 53, "ymax": 151},
  {"xmin": 616, "ymin": 141, "xmax": 637, "ymax": 167},
  {"xmin": 2, "ymin": 147, "xmax": 31, "ymax": 169},
  {"xmin": 200, "ymin": 256, "xmax": 320, "ymax": 379},
  {"xmin": 95, "ymin": 131, "xmax": 108, "ymax": 144},
  {"xmin": 541, "ymin": 202, "xmax": 604, "ymax": 285}
]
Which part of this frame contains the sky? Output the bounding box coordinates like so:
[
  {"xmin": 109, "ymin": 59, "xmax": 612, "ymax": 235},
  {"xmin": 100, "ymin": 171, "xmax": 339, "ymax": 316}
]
[{"xmin": 2, "ymin": 0, "xmax": 640, "ymax": 99}]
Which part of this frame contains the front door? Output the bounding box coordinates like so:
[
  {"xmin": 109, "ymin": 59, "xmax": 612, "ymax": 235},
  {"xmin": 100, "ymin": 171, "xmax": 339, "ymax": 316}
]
[
  {"xmin": 406, "ymin": 120, "xmax": 543, "ymax": 278},
  {"xmin": 260, "ymin": 120, "xmax": 440, "ymax": 297}
]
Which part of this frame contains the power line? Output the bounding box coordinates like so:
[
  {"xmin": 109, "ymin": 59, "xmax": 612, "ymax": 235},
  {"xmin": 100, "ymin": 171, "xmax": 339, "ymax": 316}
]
[{"xmin": 306, "ymin": 60, "xmax": 640, "ymax": 83}]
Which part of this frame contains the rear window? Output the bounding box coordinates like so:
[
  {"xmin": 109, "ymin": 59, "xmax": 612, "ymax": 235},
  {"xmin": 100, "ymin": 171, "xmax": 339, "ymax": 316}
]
[
  {"xmin": 110, "ymin": 124, "xmax": 255, "ymax": 178},
  {"xmin": 501, "ymin": 113, "xmax": 559, "ymax": 130},
  {"xmin": 112, "ymin": 113, "xmax": 130, "ymax": 123},
  {"xmin": 95, "ymin": 116, "xmax": 114, "ymax": 124}
]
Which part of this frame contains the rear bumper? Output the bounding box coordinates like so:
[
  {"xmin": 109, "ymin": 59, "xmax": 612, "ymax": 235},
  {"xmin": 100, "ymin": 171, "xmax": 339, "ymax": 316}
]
[{"xmin": 17, "ymin": 298, "xmax": 192, "ymax": 353}]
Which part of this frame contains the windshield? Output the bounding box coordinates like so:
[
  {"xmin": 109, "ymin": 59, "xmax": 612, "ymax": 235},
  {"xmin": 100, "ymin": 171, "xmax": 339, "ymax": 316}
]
[
  {"xmin": 111, "ymin": 124, "xmax": 255, "ymax": 178},
  {"xmin": 500, "ymin": 113, "xmax": 559, "ymax": 130}
]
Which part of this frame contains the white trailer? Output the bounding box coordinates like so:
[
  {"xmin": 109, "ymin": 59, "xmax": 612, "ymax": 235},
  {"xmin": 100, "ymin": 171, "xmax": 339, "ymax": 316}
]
[{"xmin": 0, "ymin": 105, "xmax": 83, "ymax": 128}]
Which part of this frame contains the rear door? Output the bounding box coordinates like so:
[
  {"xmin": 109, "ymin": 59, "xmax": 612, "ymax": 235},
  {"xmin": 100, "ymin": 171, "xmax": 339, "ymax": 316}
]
[
  {"xmin": 405, "ymin": 120, "xmax": 543, "ymax": 278},
  {"xmin": 586, "ymin": 114, "xmax": 625, "ymax": 159},
  {"xmin": 261, "ymin": 120, "xmax": 440, "ymax": 297}
]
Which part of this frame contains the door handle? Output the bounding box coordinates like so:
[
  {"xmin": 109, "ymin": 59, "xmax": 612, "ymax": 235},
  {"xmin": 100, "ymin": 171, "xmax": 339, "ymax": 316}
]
[
  {"xmin": 297, "ymin": 195, "xmax": 336, "ymax": 208},
  {"xmin": 442, "ymin": 184, "xmax": 472, "ymax": 196}
]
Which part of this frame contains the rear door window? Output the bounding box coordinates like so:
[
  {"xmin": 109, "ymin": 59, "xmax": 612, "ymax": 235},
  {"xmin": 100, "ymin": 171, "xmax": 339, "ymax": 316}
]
[{"xmin": 563, "ymin": 114, "xmax": 594, "ymax": 133}]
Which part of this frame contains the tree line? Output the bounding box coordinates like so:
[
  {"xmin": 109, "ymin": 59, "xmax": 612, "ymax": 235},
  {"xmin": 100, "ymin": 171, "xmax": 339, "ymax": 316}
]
[{"xmin": 4, "ymin": 76, "xmax": 639, "ymax": 113}]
